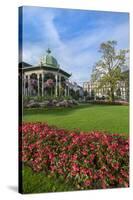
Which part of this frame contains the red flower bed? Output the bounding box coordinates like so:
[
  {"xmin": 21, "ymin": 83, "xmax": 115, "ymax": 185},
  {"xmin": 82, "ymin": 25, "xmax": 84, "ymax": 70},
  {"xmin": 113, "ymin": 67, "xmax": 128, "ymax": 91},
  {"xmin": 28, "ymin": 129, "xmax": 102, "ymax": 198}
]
[{"xmin": 20, "ymin": 122, "xmax": 129, "ymax": 190}]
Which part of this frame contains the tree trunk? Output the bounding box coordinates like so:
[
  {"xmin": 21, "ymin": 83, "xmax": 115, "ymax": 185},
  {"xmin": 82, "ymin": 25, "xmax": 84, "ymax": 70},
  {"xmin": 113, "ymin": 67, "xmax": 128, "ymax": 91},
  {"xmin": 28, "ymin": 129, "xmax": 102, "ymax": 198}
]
[{"xmin": 110, "ymin": 86, "xmax": 115, "ymax": 102}]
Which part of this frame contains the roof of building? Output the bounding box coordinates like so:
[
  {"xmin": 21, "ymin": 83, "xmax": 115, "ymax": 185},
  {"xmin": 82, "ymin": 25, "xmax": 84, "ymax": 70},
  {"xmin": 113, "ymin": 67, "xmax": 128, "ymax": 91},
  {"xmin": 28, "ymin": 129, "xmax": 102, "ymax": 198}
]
[
  {"xmin": 19, "ymin": 62, "xmax": 32, "ymax": 69},
  {"xmin": 40, "ymin": 48, "xmax": 59, "ymax": 68},
  {"xmin": 19, "ymin": 49, "xmax": 71, "ymax": 77}
]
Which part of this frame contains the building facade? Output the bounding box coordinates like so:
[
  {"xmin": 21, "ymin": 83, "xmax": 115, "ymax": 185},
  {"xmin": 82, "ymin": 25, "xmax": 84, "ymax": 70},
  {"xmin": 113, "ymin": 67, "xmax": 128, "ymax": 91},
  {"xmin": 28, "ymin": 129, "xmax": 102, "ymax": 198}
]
[{"xmin": 83, "ymin": 71, "xmax": 129, "ymax": 101}]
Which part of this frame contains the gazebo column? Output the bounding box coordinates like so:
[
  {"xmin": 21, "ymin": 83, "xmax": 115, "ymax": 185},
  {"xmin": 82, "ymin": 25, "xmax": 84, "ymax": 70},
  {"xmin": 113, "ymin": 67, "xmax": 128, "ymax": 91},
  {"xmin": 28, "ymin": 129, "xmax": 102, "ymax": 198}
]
[
  {"xmin": 59, "ymin": 75, "xmax": 61, "ymax": 96},
  {"xmin": 37, "ymin": 74, "xmax": 40, "ymax": 96},
  {"xmin": 23, "ymin": 75, "xmax": 26, "ymax": 96},
  {"xmin": 65, "ymin": 81, "xmax": 67, "ymax": 96},
  {"xmin": 25, "ymin": 76, "xmax": 27, "ymax": 96},
  {"xmin": 65, "ymin": 78, "xmax": 69, "ymax": 96},
  {"xmin": 68, "ymin": 81, "xmax": 70, "ymax": 96},
  {"xmin": 55, "ymin": 74, "xmax": 58, "ymax": 97},
  {"xmin": 27, "ymin": 75, "xmax": 30, "ymax": 96},
  {"xmin": 42, "ymin": 72, "xmax": 44, "ymax": 96}
]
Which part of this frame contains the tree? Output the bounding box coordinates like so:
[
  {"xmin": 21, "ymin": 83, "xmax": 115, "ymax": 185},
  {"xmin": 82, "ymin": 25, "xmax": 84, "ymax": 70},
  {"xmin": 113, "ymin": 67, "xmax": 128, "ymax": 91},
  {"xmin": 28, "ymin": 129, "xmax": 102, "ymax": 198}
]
[
  {"xmin": 83, "ymin": 90, "xmax": 88, "ymax": 100},
  {"xmin": 92, "ymin": 41, "xmax": 129, "ymax": 102},
  {"xmin": 116, "ymin": 88, "xmax": 121, "ymax": 99},
  {"xmin": 91, "ymin": 90, "xmax": 95, "ymax": 100}
]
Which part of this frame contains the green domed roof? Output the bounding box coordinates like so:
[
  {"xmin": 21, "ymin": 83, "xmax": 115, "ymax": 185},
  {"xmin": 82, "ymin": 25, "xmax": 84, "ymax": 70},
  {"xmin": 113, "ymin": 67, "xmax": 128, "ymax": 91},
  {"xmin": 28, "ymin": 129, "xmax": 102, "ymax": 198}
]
[{"xmin": 40, "ymin": 49, "xmax": 58, "ymax": 68}]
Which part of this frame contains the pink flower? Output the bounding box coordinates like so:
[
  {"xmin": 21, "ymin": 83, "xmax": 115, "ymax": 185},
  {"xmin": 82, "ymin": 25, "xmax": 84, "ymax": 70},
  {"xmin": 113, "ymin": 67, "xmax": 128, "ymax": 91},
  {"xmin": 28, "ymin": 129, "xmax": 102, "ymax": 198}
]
[
  {"xmin": 20, "ymin": 122, "xmax": 129, "ymax": 190},
  {"xmin": 82, "ymin": 150, "xmax": 88, "ymax": 156},
  {"xmin": 84, "ymin": 180, "xmax": 91, "ymax": 186},
  {"xmin": 72, "ymin": 163, "xmax": 79, "ymax": 172},
  {"xmin": 112, "ymin": 162, "xmax": 119, "ymax": 170}
]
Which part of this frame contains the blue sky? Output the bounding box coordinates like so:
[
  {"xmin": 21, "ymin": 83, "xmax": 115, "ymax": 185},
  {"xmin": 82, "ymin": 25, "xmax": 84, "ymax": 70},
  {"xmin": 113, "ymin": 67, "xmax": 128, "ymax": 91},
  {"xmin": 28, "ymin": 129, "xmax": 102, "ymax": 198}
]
[{"xmin": 20, "ymin": 6, "xmax": 129, "ymax": 85}]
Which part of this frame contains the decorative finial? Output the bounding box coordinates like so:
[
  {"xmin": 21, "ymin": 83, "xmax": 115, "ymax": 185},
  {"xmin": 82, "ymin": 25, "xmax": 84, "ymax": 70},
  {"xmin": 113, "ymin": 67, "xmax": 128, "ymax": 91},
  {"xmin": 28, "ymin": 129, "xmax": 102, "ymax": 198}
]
[{"xmin": 46, "ymin": 48, "xmax": 51, "ymax": 54}]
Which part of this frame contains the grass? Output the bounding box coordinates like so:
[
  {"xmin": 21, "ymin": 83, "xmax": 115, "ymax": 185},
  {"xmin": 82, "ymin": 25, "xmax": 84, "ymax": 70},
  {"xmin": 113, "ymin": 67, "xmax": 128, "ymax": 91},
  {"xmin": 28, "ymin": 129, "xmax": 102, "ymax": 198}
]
[
  {"xmin": 22, "ymin": 104, "xmax": 129, "ymax": 193},
  {"xmin": 22, "ymin": 166, "xmax": 75, "ymax": 194},
  {"xmin": 23, "ymin": 104, "xmax": 129, "ymax": 135}
]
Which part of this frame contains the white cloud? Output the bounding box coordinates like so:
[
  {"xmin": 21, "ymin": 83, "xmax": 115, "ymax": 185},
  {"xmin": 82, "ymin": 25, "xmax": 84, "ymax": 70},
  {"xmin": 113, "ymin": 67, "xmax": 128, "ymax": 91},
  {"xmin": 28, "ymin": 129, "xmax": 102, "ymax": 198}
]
[{"xmin": 22, "ymin": 9, "xmax": 129, "ymax": 85}]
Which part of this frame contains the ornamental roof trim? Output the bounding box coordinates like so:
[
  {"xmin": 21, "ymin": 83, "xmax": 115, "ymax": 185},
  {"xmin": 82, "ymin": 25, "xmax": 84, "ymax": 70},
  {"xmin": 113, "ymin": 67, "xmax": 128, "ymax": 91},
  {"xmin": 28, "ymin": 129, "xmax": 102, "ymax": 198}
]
[{"xmin": 20, "ymin": 64, "xmax": 71, "ymax": 78}]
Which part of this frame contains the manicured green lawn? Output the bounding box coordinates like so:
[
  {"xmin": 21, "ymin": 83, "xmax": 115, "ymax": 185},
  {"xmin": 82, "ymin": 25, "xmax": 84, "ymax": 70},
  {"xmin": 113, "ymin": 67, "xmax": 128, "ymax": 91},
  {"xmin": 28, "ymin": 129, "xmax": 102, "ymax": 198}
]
[{"xmin": 23, "ymin": 104, "xmax": 129, "ymax": 135}]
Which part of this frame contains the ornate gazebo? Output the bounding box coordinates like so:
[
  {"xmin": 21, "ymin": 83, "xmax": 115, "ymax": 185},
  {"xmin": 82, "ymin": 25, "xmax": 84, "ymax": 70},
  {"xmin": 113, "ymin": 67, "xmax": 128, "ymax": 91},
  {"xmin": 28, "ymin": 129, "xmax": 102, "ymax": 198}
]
[{"xmin": 19, "ymin": 49, "xmax": 71, "ymax": 97}]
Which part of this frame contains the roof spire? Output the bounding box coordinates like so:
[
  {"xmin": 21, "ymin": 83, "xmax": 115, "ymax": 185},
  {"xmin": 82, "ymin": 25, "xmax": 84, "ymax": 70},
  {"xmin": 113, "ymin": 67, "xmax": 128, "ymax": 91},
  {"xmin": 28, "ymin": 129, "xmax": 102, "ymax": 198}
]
[{"xmin": 46, "ymin": 48, "xmax": 51, "ymax": 54}]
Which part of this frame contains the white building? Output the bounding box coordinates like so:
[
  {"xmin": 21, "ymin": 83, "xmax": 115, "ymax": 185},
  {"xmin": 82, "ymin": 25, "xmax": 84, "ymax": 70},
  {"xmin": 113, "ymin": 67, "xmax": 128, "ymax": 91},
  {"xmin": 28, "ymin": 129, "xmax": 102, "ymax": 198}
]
[{"xmin": 83, "ymin": 72, "xmax": 129, "ymax": 101}]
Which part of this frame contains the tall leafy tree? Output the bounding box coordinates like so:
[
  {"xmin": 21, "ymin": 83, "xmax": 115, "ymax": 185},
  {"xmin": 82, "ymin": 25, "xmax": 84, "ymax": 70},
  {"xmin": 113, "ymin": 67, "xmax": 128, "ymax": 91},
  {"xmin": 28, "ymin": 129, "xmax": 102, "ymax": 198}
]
[{"xmin": 92, "ymin": 41, "xmax": 129, "ymax": 102}]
